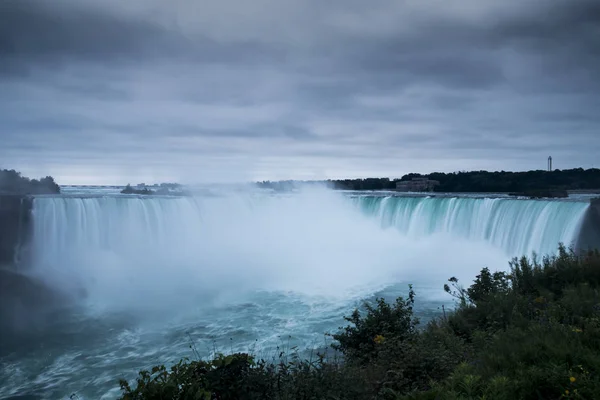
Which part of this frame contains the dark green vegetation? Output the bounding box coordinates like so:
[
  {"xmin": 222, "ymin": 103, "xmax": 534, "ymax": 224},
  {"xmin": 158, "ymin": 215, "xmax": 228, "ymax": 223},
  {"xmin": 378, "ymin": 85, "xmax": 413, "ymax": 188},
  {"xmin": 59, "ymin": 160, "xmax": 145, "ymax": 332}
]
[
  {"xmin": 122, "ymin": 184, "xmax": 154, "ymax": 195},
  {"xmin": 0, "ymin": 169, "xmax": 60, "ymax": 195},
  {"xmin": 257, "ymin": 177, "xmax": 398, "ymax": 191},
  {"xmin": 118, "ymin": 245, "xmax": 600, "ymax": 399},
  {"xmin": 121, "ymin": 183, "xmax": 188, "ymax": 195},
  {"xmin": 257, "ymin": 168, "xmax": 600, "ymax": 193},
  {"xmin": 418, "ymin": 169, "xmax": 600, "ymax": 193},
  {"xmin": 328, "ymin": 178, "xmax": 399, "ymax": 191},
  {"xmin": 0, "ymin": 169, "xmax": 57, "ymax": 264},
  {"xmin": 508, "ymin": 189, "xmax": 568, "ymax": 199}
]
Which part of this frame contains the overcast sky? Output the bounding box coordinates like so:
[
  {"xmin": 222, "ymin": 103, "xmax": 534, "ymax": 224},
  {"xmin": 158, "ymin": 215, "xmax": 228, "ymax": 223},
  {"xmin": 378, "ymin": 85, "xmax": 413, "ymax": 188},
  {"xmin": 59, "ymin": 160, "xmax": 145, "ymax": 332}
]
[{"xmin": 1, "ymin": 0, "xmax": 599, "ymax": 184}]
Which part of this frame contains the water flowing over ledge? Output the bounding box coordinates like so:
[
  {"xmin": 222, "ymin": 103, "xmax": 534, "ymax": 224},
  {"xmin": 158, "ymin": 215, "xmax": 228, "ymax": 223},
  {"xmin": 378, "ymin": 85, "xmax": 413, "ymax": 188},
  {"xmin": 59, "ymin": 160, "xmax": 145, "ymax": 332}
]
[
  {"xmin": 1, "ymin": 191, "xmax": 595, "ymax": 399},
  {"xmin": 30, "ymin": 193, "xmax": 590, "ymax": 265},
  {"xmin": 352, "ymin": 195, "xmax": 588, "ymax": 257}
]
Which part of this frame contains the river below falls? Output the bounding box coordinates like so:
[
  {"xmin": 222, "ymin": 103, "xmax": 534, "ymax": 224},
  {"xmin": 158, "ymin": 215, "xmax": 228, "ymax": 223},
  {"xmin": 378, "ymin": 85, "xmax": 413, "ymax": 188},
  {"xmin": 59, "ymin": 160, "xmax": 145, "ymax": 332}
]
[
  {"xmin": 0, "ymin": 282, "xmax": 450, "ymax": 400},
  {"xmin": 1, "ymin": 188, "xmax": 590, "ymax": 399}
]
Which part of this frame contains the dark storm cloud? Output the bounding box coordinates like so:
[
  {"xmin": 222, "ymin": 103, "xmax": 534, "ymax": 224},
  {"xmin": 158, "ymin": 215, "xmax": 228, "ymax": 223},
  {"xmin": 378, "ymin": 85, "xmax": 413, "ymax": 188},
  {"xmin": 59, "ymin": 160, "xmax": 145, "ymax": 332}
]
[
  {"xmin": 492, "ymin": 0, "xmax": 600, "ymax": 49},
  {"xmin": 0, "ymin": 0, "xmax": 173, "ymax": 72},
  {"xmin": 334, "ymin": 0, "xmax": 600, "ymax": 93},
  {"xmin": 2, "ymin": 0, "xmax": 598, "ymax": 93},
  {"xmin": 0, "ymin": 0, "xmax": 599, "ymax": 183},
  {"xmin": 0, "ymin": 0, "xmax": 284, "ymax": 75},
  {"xmin": 488, "ymin": 0, "xmax": 600, "ymax": 92}
]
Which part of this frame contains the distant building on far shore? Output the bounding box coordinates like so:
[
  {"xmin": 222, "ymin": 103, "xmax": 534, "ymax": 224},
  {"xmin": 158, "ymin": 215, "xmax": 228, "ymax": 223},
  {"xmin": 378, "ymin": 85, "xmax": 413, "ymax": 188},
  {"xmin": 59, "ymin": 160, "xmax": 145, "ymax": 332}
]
[{"xmin": 395, "ymin": 177, "xmax": 440, "ymax": 192}]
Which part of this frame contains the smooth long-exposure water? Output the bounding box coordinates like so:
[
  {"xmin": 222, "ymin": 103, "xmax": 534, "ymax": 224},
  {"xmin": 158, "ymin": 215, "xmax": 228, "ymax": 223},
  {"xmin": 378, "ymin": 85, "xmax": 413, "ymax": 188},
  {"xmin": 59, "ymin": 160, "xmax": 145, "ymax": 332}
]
[{"xmin": 0, "ymin": 187, "xmax": 590, "ymax": 399}]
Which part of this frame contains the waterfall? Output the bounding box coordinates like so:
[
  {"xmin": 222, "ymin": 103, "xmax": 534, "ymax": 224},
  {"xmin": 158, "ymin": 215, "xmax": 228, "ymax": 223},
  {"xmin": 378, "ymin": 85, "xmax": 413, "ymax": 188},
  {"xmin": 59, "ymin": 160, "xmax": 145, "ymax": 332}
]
[
  {"xmin": 31, "ymin": 196, "xmax": 205, "ymax": 263},
  {"xmin": 30, "ymin": 193, "xmax": 590, "ymax": 268},
  {"xmin": 352, "ymin": 195, "xmax": 589, "ymax": 257},
  {"xmin": 7, "ymin": 192, "xmax": 594, "ymax": 400},
  {"xmin": 23, "ymin": 190, "xmax": 592, "ymax": 313}
]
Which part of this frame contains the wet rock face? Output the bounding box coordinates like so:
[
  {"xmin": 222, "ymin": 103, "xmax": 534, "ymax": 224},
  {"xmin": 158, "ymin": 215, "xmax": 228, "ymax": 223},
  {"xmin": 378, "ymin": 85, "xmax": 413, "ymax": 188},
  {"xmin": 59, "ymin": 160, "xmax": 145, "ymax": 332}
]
[
  {"xmin": 0, "ymin": 269, "xmax": 68, "ymax": 338},
  {"xmin": 0, "ymin": 195, "xmax": 32, "ymax": 266},
  {"xmin": 0, "ymin": 196, "xmax": 67, "ymax": 340},
  {"xmin": 0, "ymin": 195, "xmax": 86, "ymax": 347},
  {"xmin": 577, "ymin": 199, "xmax": 600, "ymax": 252},
  {"xmin": 592, "ymin": 198, "xmax": 600, "ymax": 217}
]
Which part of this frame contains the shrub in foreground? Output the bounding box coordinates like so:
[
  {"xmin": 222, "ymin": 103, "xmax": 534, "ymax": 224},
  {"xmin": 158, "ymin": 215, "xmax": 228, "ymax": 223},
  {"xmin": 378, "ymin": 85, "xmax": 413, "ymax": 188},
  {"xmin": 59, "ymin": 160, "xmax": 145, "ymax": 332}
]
[{"xmin": 118, "ymin": 246, "xmax": 600, "ymax": 400}]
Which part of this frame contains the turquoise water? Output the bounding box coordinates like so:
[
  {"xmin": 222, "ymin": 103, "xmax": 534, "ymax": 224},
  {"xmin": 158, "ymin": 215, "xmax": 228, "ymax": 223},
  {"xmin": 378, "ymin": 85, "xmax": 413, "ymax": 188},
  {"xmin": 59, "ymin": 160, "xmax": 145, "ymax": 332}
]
[
  {"xmin": 353, "ymin": 195, "xmax": 588, "ymax": 256},
  {"xmin": 0, "ymin": 189, "xmax": 590, "ymax": 399}
]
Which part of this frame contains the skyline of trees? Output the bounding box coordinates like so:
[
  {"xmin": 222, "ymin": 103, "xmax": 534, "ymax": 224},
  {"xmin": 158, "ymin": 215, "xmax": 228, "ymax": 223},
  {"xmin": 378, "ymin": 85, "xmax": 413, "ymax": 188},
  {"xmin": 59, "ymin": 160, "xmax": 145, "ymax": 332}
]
[
  {"xmin": 259, "ymin": 168, "xmax": 600, "ymax": 192},
  {"xmin": 0, "ymin": 169, "xmax": 60, "ymax": 195},
  {"xmin": 3, "ymin": 167, "xmax": 600, "ymax": 194}
]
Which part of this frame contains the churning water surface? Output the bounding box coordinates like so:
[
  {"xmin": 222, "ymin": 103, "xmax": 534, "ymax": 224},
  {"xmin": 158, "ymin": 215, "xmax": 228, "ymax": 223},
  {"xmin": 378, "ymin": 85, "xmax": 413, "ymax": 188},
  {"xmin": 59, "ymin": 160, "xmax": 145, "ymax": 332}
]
[{"xmin": 0, "ymin": 187, "xmax": 590, "ymax": 399}]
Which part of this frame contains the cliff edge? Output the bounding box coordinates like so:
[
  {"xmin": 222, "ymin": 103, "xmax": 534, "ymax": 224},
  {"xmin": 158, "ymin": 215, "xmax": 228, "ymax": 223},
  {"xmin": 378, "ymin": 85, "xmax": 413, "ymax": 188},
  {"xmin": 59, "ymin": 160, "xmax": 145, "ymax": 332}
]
[
  {"xmin": 0, "ymin": 195, "xmax": 32, "ymax": 266},
  {"xmin": 577, "ymin": 198, "xmax": 600, "ymax": 252}
]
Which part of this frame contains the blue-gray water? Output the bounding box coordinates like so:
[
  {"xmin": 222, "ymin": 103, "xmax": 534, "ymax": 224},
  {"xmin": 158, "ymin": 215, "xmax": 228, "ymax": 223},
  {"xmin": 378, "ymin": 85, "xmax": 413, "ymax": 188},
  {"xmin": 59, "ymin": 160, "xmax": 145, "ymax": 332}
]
[{"xmin": 0, "ymin": 188, "xmax": 590, "ymax": 399}]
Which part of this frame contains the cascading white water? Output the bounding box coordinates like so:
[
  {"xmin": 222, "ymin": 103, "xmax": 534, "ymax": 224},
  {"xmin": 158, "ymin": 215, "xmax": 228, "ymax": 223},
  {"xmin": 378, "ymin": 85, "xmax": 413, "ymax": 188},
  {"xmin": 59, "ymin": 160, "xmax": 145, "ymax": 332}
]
[
  {"xmin": 3, "ymin": 189, "xmax": 592, "ymax": 399},
  {"xmin": 33, "ymin": 194, "xmax": 588, "ymax": 262},
  {"xmin": 36, "ymin": 190, "xmax": 489, "ymax": 310},
  {"xmin": 29, "ymin": 191, "xmax": 589, "ymax": 308},
  {"xmin": 353, "ymin": 195, "xmax": 589, "ymax": 257}
]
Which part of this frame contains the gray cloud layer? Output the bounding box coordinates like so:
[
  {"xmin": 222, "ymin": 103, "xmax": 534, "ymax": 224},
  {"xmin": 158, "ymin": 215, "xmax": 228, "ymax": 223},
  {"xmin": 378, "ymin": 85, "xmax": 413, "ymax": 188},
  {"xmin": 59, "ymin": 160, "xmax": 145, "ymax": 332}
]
[{"xmin": 1, "ymin": 0, "xmax": 599, "ymax": 183}]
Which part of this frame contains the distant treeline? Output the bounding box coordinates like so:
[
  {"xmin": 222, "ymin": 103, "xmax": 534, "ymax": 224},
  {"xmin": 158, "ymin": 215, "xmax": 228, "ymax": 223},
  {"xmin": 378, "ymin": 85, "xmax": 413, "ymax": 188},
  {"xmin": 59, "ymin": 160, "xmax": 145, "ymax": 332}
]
[
  {"xmin": 405, "ymin": 168, "xmax": 600, "ymax": 193},
  {"xmin": 121, "ymin": 183, "xmax": 188, "ymax": 196},
  {"xmin": 0, "ymin": 169, "xmax": 60, "ymax": 195},
  {"xmin": 256, "ymin": 178, "xmax": 397, "ymax": 191},
  {"xmin": 257, "ymin": 168, "xmax": 600, "ymax": 192}
]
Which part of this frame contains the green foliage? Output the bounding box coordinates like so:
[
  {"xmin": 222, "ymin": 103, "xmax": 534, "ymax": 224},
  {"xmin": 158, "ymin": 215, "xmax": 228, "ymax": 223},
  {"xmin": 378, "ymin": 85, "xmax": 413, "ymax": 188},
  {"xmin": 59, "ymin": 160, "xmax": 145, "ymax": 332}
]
[
  {"xmin": 119, "ymin": 353, "xmax": 273, "ymax": 400},
  {"xmin": 0, "ymin": 169, "xmax": 60, "ymax": 194},
  {"xmin": 121, "ymin": 184, "xmax": 154, "ymax": 195},
  {"xmin": 119, "ymin": 352, "xmax": 373, "ymax": 400},
  {"xmin": 424, "ymin": 168, "xmax": 600, "ymax": 193},
  {"xmin": 509, "ymin": 245, "xmax": 600, "ymax": 297},
  {"xmin": 256, "ymin": 168, "xmax": 600, "ymax": 192},
  {"xmin": 410, "ymin": 246, "xmax": 600, "ymax": 400},
  {"xmin": 332, "ymin": 286, "xmax": 418, "ymax": 362},
  {"xmin": 118, "ymin": 246, "xmax": 600, "ymax": 400},
  {"xmin": 329, "ymin": 178, "xmax": 397, "ymax": 191},
  {"xmin": 329, "ymin": 286, "xmax": 465, "ymax": 396}
]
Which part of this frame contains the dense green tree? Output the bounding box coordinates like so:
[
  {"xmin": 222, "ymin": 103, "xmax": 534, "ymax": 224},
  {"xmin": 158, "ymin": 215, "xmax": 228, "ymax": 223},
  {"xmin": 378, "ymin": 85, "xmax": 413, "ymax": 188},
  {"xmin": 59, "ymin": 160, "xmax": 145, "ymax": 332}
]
[
  {"xmin": 256, "ymin": 168, "xmax": 600, "ymax": 193},
  {"xmin": 0, "ymin": 169, "xmax": 60, "ymax": 194}
]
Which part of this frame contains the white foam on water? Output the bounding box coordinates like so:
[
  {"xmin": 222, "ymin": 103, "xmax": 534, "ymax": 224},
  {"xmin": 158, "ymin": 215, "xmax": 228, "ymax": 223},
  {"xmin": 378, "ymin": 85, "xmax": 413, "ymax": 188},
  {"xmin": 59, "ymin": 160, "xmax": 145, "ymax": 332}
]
[
  {"xmin": 29, "ymin": 188, "xmax": 544, "ymax": 313},
  {"xmin": 1, "ymin": 187, "xmax": 588, "ymax": 399}
]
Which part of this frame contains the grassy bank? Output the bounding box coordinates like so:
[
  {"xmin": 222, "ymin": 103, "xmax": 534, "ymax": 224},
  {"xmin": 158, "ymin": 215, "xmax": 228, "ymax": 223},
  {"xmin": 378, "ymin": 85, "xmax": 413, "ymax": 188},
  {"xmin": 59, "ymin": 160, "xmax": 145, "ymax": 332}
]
[{"xmin": 118, "ymin": 245, "xmax": 600, "ymax": 400}]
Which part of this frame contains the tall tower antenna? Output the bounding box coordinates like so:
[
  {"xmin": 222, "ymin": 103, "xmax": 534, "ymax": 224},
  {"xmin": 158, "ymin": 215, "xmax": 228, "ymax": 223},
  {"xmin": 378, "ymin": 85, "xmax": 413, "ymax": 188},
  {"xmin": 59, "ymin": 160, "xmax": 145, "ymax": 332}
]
[{"xmin": 548, "ymin": 156, "xmax": 553, "ymax": 171}]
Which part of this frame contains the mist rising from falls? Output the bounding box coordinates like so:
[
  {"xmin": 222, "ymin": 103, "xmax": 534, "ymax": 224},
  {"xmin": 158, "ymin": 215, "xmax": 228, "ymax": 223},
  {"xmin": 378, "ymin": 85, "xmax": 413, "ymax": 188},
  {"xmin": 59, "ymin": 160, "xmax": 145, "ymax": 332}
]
[
  {"xmin": 353, "ymin": 195, "xmax": 589, "ymax": 257},
  {"xmin": 28, "ymin": 189, "xmax": 588, "ymax": 313}
]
